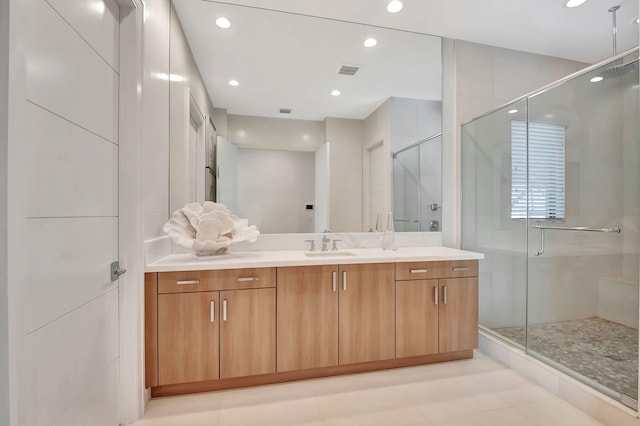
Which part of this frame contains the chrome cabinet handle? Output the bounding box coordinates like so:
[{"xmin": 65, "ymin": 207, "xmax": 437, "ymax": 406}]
[
  {"xmin": 434, "ymin": 286, "xmax": 438, "ymax": 305},
  {"xmin": 443, "ymin": 286, "xmax": 447, "ymax": 305},
  {"xmin": 410, "ymin": 269, "xmax": 428, "ymax": 274},
  {"xmin": 223, "ymin": 299, "xmax": 227, "ymax": 321},
  {"xmin": 177, "ymin": 280, "xmax": 199, "ymax": 285},
  {"xmin": 210, "ymin": 300, "xmax": 215, "ymax": 323},
  {"xmin": 452, "ymin": 267, "xmax": 469, "ymax": 272},
  {"xmin": 332, "ymin": 271, "xmax": 337, "ymax": 292},
  {"xmin": 342, "ymin": 271, "xmax": 347, "ymax": 291},
  {"xmin": 237, "ymin": 277, "xmax": 259, "ymax": 282}
]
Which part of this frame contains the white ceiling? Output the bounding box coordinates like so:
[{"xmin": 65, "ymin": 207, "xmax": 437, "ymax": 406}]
[
  {"xmin": 173, "ymin": 0, "xmax": 442, "ymax": 121},
  {"xmin": 204, "ymin": 0, "xmax": 639, "ymax": 63},
  {"xmin": 173, "ymin": 0, "xmax": 639, "ymax": 122}
]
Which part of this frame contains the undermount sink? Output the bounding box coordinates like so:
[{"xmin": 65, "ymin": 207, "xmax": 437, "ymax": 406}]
[{"xmin": 304, "ymin": 251, "xmax": 356, "ymax": 257}]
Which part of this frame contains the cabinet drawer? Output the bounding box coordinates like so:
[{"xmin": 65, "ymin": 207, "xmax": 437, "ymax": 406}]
[
  {"xmin": 395, "ymin": 260, "xmax": 478, "ymax": 281},
  {"xmin": 158, "ymin": 268, "xmax": 276, "ymax": 294}
]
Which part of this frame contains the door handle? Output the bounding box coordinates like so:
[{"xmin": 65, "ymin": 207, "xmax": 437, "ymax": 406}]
[
  {"xmin": 342, "ymin": 271, "xmax": 347, "ymax": 291},
  {"xmin": 223, "ymin": 299, "xmax": 227, "ymax": 321},
  {"xmin": 443, "ymin": 286, "xmax": 447, "ymax": 305},
  {"xmin": 237, "ymin": 277, "xmax": 259, "ymax": 282},
  {"xmin": 332, "ymin": 271, "xmax": 337, "ymax": 292},
  {"xmin": 210, "ymin": 300, "xmax": 215, "ymax": 322},
  {"xmin": 434, "ymin": 286, "xmax": 438, "ymax": 305}
]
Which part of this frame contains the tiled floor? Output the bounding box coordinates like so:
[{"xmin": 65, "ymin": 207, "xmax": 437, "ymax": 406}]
[
  {"xmin": 135, "ymin": 352, "xmax": 607, "ymax": 426},
  {"xmin": 495, "ymin": 317, "xmax": 639, "ymax": 400}
]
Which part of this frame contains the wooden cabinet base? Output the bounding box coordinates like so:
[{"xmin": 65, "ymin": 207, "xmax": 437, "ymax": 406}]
[{"xmin": 150, "ymin": 350, "xmax": 473, "ymax": 397}]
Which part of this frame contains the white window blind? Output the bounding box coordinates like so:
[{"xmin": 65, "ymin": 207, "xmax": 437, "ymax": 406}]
[{"xmin": 511, "ymin": 120, "xmax": 565, "ymax": 220}]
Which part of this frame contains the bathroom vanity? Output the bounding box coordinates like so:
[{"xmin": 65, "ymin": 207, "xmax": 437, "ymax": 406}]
[{"xmin": 145, "ymin": 247, "xmax": 482, "ymax": 397}]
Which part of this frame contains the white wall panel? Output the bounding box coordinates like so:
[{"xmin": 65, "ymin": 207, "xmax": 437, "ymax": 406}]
[
  {"xmin": 52, "ymin": 360, "xmax": 119, "ymax": 426},
  {"xmin": 45, "ymin": 0, "xmax": 120, "ymax": 71},
  {"xmin": 24, "ymin": 288, "xmax": 119, "ymax": 426},
  {"xmin": 24, "ymin": 217, "xmax": 118, "ymax": 334},
  {"xmin": 24, "ymin": 102, "xmax": 118, "ymax": 218},
  {"xmin": 25, "ymin": 0, "xmax": 119, "ymax": 143}
]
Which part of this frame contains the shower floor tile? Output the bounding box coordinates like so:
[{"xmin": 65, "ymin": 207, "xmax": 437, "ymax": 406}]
[{"xmin": 495, "ymin": 317, "xmax": 638, "ymax": 401}]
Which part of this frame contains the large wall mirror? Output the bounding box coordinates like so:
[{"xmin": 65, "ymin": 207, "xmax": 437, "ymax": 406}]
[{"xmin": 169, "ymin": 0, "xmax": 443, "ymax": 234}]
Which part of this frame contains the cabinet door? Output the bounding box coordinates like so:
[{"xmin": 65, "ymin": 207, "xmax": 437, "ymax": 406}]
[
  {"xmin": 220, "ymin": 288, "xmax": 276, "ymax": 378},
  {"xmin": 339, "ymin": 263, "xmax": 395, "ymax": 364},
  {"xmin": 277, "ymin": 265, "xmax": 338, "ymax": 372},
  {"xmin": 158, "ymin": 291, "xmax": 219, "ymax": 385},
  {"xmin": 439, "ymin": 277, "xmax": 479, "ymax": 353},
  {"xmin": 396, "ymin": 280, "xmax": 439, "ymax": 358}
]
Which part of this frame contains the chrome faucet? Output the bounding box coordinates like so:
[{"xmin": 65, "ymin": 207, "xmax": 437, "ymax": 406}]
[
  {"xmin": 304, "ymin": 239, "xmax": 316, "ymax": 251},
  {"xmin": 321, "ymin": 235, "xmax": 331, "ymax": 251}
]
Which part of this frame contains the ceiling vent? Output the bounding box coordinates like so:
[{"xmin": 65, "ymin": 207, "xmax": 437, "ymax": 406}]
[
  {"xmin": 279, "ymin": 108, "xmax": 292, "ymax": 114},
  {"xmin": 338, "ymin": 65, "xmax": 360, "ymax": 76}
]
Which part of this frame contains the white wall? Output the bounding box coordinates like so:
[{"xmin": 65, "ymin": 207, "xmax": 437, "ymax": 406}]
[
  {"xmin": 228, "ymin": 114, "xmax": 324, "ymax": 152},
  {"xmin": 325, "ymin": 118, "xmax": 364, "ymax": 232},
  {"xmin": 142, "ymin": 0, "xmax": 171, "ymax": 239},
  {"xmin": 388, "ymin": 98, "xmax": 442, "ymax": 152},
  {"xmin": 237, "ymin": 149, "xmax": 315, "ymax": 233},
  {"xmin": 0, "ymin": 0, "xmax": 9, "ymax": 422}
]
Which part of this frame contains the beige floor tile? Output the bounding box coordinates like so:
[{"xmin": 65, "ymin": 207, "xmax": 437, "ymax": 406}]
[
  {"xmin": 430, "ymin": 407, "xmax": 538, "ymax": 426},
  {"xmin": 515, "ymin": 398, "xmax": 605, "ymax": 426},
  {"xmin": 134, "ymin": 410, "xmax": 221, "ymax": 426},
  {"xmin": 322, "ymin": 406, "xmax": 429, "ymax": 426},
  {"xmin": 219, "ymin": 397, "xmax": 324, "ymax": 426},
  {"xmin": 417, "ymin": 393, "xmax": 511, "ymax": 420}
]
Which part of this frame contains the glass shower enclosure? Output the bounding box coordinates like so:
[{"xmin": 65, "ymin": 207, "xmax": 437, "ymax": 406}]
[
  {"xmin": 461, "ymin": 48, "xmax": 640, "ymax": 408},
  {"xmin": 392, "ymin": 133, "xmax": 442, "ymax": 232}
]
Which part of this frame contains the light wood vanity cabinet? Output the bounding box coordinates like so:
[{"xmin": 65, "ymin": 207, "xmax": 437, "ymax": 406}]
[
  {"xmin": 395, "ymin": 261, "xmax": 479, "ymax": 358},
  {"xmin": 276, "ymin": 263, "xmax": 394, "ymax": 371},
  {"xmin": 158, "ymin": 291, "xmax": 219, "ymax": 385},
  {"xmin": 148, "ymin": 267, "xmax": 276, "ymax": 388},
  {"xmin": 145, "ymin": 259, "xmax": 478, "ymax": 397},
  {"xmin": 277, "ymin": 265, "xmax": 339, "ymax": 372}
]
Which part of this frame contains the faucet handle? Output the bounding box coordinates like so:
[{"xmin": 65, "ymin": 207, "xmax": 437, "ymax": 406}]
[
  {"xmin": 304, "ymin": 239, "xmax": 316, "ymax": 251},
  {"xmin": 332, "ymin": 239, "xmax": 342, "ymax": 251}
]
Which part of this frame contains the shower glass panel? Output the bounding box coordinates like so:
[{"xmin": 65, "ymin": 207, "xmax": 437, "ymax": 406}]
[
  {"xmin": 461, "ymin": 49, "xmax": 639, "ymax": 408},
  {"xmin": 392, "ymin": 134, "xmax": 442, "ymax": 232},
  {"xmin": 526, "ymin": 54, "xmax": 639, "ymax": 403},
  {"xmin": 461, "ymin": 101, "xmax": 528, "ymax": 347}
]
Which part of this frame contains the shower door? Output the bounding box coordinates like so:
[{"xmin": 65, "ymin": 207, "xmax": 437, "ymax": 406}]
[{"xmin": 525, "ymin": 55, "xmax": 640, "ymax": 406}]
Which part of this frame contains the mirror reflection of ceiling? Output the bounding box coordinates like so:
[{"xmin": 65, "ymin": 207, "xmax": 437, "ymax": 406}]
[
  {"xmin": 203, "ymin": 0, "xmax": 639, "ymax": 64},
  {"xmin": 172, "ymin": 0, "xmax": 442, "ymax": 121}
]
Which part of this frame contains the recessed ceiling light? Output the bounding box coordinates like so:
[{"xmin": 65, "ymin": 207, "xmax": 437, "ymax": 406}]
[
  {"xmin": 590, "ymin": 76, "xmax": 604, "ymax": 83},
  {"xmin": 633, "ymin": 16, "xmax": 640, "ymax": 24},
  {"xmin": 331, "ymin": 90, "xmax": 341, "ymax": 96},
  {"xmin": 508, "ymin": 109, "xmax": 518, "ymax": 114},
  {"xmin": 216, "ymin": 17, "xmax": 231, "ymax": 29},
  {"xmin": 228, "ymin": 79, "xmax": 240, "ymax": 87},
  {"xmin": 364, "ymin": 38, "xmax": 378, "ymax": 48},
  {"xmin": 565, "ymin": 0, "xmax": 587, "ymax": 8},
  {"xmin": 387, "ymin": 0, "xmax": 403, "ymax": 13}
]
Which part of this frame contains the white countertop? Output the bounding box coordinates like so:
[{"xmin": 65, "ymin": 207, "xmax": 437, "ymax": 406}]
[{"xmin": 146, "ymin": 246, "xmax": 484, "ymax": 273}]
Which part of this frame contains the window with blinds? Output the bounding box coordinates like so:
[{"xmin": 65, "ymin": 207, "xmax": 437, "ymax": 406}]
[{"xmin": 511, "ymin": 120, "xmax": 566, "ymax": 220}]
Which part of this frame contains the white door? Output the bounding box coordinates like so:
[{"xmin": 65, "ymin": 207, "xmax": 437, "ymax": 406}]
[
  {"xmin": 218, "ymin": 136, "xmax": 239, "ymax": 214},
  {"xmin": 21, "ymin": 0, "xmax": 124, "ymax": 424},
  {"xmin": 363, "ymin": 140, "xmax": 387, "ymax": 231},
  {"xmin": 314, "ymin": 143, "xmax": 330, "ymax": 232}
]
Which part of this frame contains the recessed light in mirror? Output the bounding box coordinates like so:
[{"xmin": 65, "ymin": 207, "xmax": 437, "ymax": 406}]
[
  {"xmin": 508, "ymin": 109, "xmax": 518, "ymax": 114},
  {"xmin": 216, "ymin": 17, "xmax": 231, "ymax": 29},
  {"xmin": 590, "ymin": 76, "xmax": 603, "ymax": 83},
  {"xmin": 364, "ymin": 38, "xmax": 378, "ymax": 48},
  {"xmin": 565, "ymin": 0, "xmax": 587, "ymax": 7},
  {"xmin": 228, "ymin": 79, "xmax": 240, "ymax": 86},
  {"xmin": 331, "ymin": 90, "xmax": 341, "ymax": 96},
  {"xmin": 387, "ymin": 0, "xmax": 403, "ymax": 13},
  {"xmin": 633, "ymin": 16, "xmax": 640, "ymax": 24}
]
